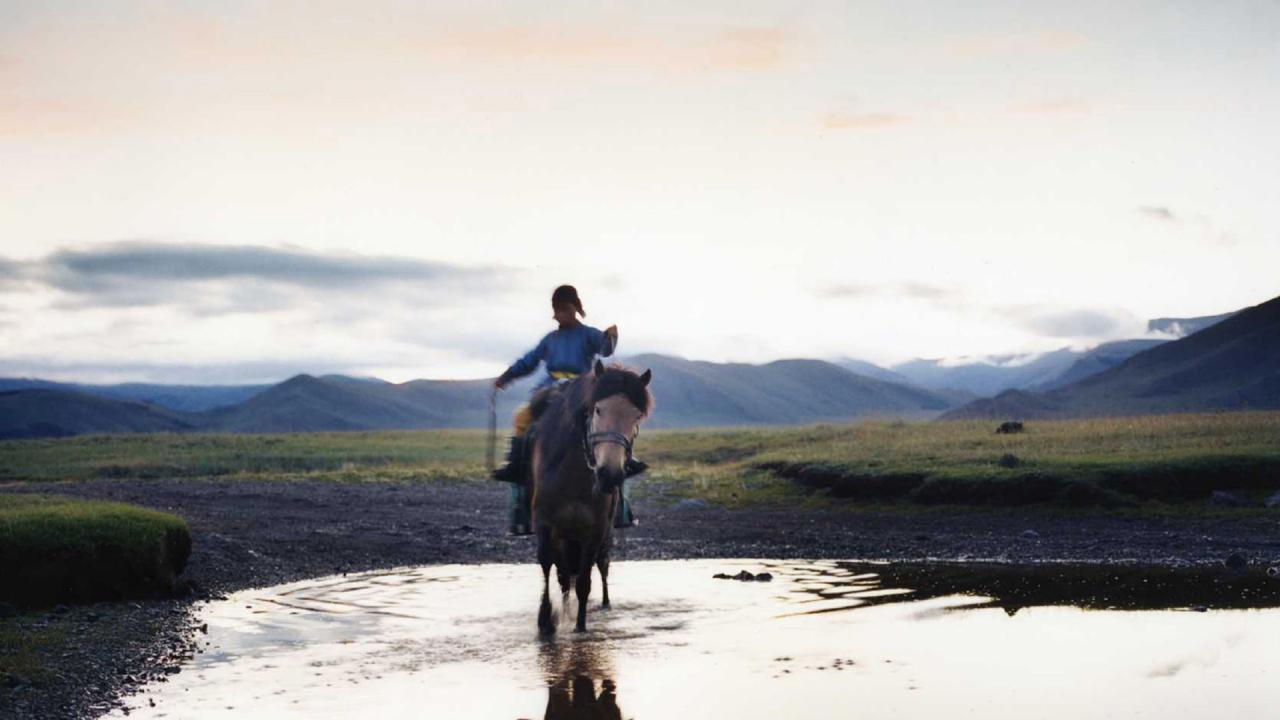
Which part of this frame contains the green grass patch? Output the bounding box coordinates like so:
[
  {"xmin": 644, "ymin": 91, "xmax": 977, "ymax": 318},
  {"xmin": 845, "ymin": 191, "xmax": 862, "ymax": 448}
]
[
  {"xmin": 2, "ymin": 412, "xmax": 1278, "ymax": 512},
  {"xmin": 0, "ymin": 495, "xmax": 191, "ymax": 607},
  {"xmin": 0, "ymin": 430, "xmax": 488, "ymax": 483}
]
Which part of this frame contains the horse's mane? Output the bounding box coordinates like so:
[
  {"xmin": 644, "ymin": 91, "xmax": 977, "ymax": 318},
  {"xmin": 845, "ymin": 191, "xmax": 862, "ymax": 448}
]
[
  {"xmin": 536, "ymin": 365, "xmax": 653, "ymax": 468},
  {"xmin": 589, "ymin": 364, "xmax": 653, "ymax": 417}
]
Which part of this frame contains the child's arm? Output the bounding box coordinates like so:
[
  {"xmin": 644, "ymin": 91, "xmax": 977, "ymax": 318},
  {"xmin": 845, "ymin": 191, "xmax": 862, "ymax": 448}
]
[{"xmin": 496, "ymin": 334, "xmax": 548, "ymax": 388}]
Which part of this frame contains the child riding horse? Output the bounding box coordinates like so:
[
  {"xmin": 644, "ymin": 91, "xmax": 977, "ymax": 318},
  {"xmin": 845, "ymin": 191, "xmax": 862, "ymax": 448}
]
[{"xmin": 492, "ymin": 285, "xmax": 646, "ymax": 535}]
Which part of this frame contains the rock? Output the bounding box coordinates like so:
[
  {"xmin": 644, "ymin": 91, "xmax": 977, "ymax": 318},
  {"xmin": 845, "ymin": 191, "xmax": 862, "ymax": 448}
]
[
  {"xmin": 1267, "ymin": 567, "xmax": 1279, "ymax": 580},
  {"xmin": 754, "ymin": 573, "xmax": 773, "ymax": 582},
  {"xmin": 1223, "ymin": 553, "xmax": 1248, "ymax": 571},
  {"xmin": 713, "ymin": 570, "xmax": 763, "ymax": 582},
  {"xmin": 673, "ymin": 498, "xmax": 710, "ymax": 511},
  {"xmin": 1209, "ymin": 491, "xmax": 1246, "ymax": 507},
  {"xmin": 1265, "ymin": 491, "xmax": 1280, "ymax": 509},
  {"xmin": 1020, "ymin": 530, "xmax": 1040, "ymax": 540},
  {"xmin": 998, "ymin": 454, "xmax": 1021, "ymax": 468},
  {"xmin": 995, "ymin": 421, "xmax": 1025, "ymax": 434}
]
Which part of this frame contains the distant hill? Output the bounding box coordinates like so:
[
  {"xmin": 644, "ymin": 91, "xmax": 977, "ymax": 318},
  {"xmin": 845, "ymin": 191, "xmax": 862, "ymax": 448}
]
[
  {"xmin": 0, "ymin": 355, "xmax": 959, "ymax": 438},
  {"xmin": 889, "ymin": 309, "xmax": 1235, "ymax": 397},
  {"xmin": 1034, "ymin": 339, "xmax": 1167, "ymax": 391},
  {"xmin": 943, "ymin": 294, "xmax": 1280, "ymax": 420},
  {"xmin": 0, "ymin": 378, "xmax": 269, "ymax": 412},
  {"xmin": 0, "ymin": 389, "xmax": 194, "ymax": 439},
  {"xmin": 625, "ymin": 354, "xmax": 954, "ymax": 427},
  {"xmin": 1148, "ymin": 311, "xmax": 1237, "ymax": 338},
  {"xmin": 891, "ymin": 348, "xmax": 1082, "ymax": 397},
  {"xmin": 831, "ymin": 358, "xmax": 911, "ymax": 385}
]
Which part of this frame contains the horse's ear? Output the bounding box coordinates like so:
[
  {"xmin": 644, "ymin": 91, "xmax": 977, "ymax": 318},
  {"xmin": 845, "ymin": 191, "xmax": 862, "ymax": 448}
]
[
  {"xmin": 639, "ymin": 369, "xmax": 651, "ymax": 387},
  {"xmin": 594, "ymin": 359, "xmax": 605, "ymax": 377}
]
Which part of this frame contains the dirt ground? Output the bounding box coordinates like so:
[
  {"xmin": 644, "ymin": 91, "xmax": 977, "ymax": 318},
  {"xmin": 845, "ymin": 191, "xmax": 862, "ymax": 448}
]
[{"xmin": 3, "ymin": 477, "xmax": 1279, "ymax": 719}]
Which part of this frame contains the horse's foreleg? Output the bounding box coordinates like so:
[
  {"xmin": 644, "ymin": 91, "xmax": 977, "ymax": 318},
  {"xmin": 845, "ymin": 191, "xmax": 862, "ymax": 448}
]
[
  {"xmin": 537, "ymin": 525, "xmax": 556, "ymax": 635},
  {"xmin": 597, "ymin": 543, "xmax": 611, "ymax": 609},
  {"xmin": 574, "ymin": 541, "xmax": 598, "ymax": 633}
]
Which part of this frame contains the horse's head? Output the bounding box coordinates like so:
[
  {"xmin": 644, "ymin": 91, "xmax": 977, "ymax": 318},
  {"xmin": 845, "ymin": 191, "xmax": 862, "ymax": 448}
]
[{"xmin": 585, "ymin": 360, "xmax": 652, "ymax": 494}]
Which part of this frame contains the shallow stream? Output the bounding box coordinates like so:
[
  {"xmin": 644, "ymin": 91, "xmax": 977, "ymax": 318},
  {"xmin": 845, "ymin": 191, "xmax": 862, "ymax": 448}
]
[{"xmin": 114, "ymin": 559, "xmax": 1280, "ymax": 718}]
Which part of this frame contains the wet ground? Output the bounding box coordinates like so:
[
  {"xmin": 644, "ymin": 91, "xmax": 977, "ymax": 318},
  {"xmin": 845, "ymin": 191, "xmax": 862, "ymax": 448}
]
[
  {"xmin": 113, "ymin": 559, "xmax": 1280, "ymax": 719},
  {"xmin": 4, "ymin": 478, "xmax": 1280, "ymax": 719}
]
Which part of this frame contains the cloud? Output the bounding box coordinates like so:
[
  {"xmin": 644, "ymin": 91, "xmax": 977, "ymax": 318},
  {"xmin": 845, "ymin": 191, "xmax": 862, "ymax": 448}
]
[
  {"xmin": 43, "ymin": 241, "xmax": 495, "ymax": 289},
  {"xmin": 18, "ymin": 241, "xmax": 510, "ymax": 311},
  {"xmin": 1007, "ymin": 307, "xmax": 1134, "ymax": 339},
  {"xmin": 0, "ymin": 257, "xmax": 33, "ymax": 290},
  {"xmin": 816, "ymin": 281, "xmax": 957, "ymax": 300},
  {"xmin": 821, "ymin": 112, "xmax": 909, "ymax": 130},
  {"xmin": 1138, "ymin": 205, "xmax": 1177, "ymax": 222}
]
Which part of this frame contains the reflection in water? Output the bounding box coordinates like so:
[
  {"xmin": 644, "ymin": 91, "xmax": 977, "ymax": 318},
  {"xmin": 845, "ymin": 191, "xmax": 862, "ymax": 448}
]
[
  {"xmin": 539, "ymin": 641, "xmax": 622, "ymax": 720},
  {"xmin": 767, "ymin": 561, "xmax": 1280, "ymax": 618}
]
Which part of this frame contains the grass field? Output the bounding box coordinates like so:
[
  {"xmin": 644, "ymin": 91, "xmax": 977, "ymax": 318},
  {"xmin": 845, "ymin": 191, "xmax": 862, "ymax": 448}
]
[
  {"xmin": 1, "ymin": 412, "xmax": 1279, "ymax": 510},
  {"xmin": 0, "ymin": 494, "xmax": 191, "ymax": 606}
]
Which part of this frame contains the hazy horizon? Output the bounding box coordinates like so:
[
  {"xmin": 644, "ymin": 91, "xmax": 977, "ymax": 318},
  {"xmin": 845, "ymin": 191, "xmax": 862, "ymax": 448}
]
[{"xmin": 3, "ymin": 2, "xmax": 1277, "ymax": 384}]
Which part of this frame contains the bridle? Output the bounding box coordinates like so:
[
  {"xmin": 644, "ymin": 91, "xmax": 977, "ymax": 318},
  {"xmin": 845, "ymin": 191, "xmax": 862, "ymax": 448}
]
[{"xmin": 581, "ymin": 408, "xmax": 638, "ymax": 472}]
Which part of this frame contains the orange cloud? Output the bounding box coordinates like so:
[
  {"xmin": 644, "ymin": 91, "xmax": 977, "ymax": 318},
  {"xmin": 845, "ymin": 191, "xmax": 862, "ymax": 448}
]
[{"xmin": 949, "ymin": 30, "xmax": 1085, "ymax": 58}]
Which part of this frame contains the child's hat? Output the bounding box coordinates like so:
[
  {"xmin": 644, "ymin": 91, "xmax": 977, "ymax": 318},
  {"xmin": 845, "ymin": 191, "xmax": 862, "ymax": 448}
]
[{"xmin": 551, "ymin": 285, "xmax": 585, "ymax": 316}]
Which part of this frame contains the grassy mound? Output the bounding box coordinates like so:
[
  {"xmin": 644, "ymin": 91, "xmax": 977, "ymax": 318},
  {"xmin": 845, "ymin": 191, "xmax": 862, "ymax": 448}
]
[
  {"xmin": 747, "ymin": 414, "xmax": 1280, "ymax": 508},
  {"xmin": 633, "ymin": 412, "xmax": 1280, "ymax": 509},
  {"xmin": 0, "ymin": 494, "xmax": 191, "ymax": 607}
]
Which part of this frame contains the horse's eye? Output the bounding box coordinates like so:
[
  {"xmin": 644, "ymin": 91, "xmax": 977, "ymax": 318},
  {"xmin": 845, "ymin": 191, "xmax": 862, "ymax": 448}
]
[{"xmin": 594, "ymin": 407, "xmax": 601, "ymax": 416}]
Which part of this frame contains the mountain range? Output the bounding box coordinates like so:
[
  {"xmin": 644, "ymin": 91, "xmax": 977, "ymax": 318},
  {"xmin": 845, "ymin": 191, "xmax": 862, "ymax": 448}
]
[
  {"xmin": 877, "ymin": 309, "xmax": 1232, "ymax": 397},
  {"xmin": 0, "ymin": 355, "xmax": 959, "ymax": 439},
  {"xmin": 0, "ymin": 300, "xmax": 1271, "ymax": 438},
  {"xmin": 942, "ymin": 294, "xmax": 1280, "ymax": 419}
]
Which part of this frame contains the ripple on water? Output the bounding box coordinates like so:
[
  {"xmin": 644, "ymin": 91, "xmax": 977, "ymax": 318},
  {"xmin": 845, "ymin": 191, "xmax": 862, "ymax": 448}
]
[{"xmin": 115, "ymin": 559, "xmax": 1280, "ymax": 719}]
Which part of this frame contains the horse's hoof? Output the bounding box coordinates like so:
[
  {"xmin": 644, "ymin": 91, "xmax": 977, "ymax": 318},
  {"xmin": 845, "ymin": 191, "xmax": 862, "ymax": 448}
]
[
  {"xmin": 574, "ymin": 625, "xmax": 587, "ymax": 634},
  {"xmin": 600, "ymin": 601, "xmax": 611, "ymax": 610}
]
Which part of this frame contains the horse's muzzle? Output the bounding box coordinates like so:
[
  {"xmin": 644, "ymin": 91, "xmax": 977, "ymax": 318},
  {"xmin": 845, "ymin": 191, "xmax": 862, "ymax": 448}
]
[{"xmin": 595, "ymin": 466, "xmax": 625, "ymax": 494}]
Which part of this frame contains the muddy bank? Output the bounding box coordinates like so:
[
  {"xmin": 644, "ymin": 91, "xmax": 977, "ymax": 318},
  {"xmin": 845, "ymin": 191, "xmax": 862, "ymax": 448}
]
[{"xmin": 2, "ymin": 477, "xmax": 1279, "ymax": 719}]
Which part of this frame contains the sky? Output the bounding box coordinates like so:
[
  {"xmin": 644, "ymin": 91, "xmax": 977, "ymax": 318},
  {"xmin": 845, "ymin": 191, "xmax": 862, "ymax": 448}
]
[{"xmin": 1, "ymin": 1, "xmax": 1277, "ymax": 383}]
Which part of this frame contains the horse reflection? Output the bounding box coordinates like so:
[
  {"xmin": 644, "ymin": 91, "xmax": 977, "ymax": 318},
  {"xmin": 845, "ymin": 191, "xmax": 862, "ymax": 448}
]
[
  {"xmin": 538, "ymin": 641, "xmax": 623, "ymax": 720},
  {"xmin": 543, "ymin": 675, "xmax": 622, "ymax": 720}
]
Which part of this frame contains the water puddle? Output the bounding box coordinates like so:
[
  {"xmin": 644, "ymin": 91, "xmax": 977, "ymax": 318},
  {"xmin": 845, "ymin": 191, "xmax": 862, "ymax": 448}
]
[{"xmin": 115, "ymin": 560, "xmax": 1280, "ymax": 718}]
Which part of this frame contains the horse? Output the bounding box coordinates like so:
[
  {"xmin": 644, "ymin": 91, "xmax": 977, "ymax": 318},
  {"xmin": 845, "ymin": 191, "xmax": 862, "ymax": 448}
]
[{"xmin": 530, "ymin": 360, "xmax": 653, "ymax": 634}]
